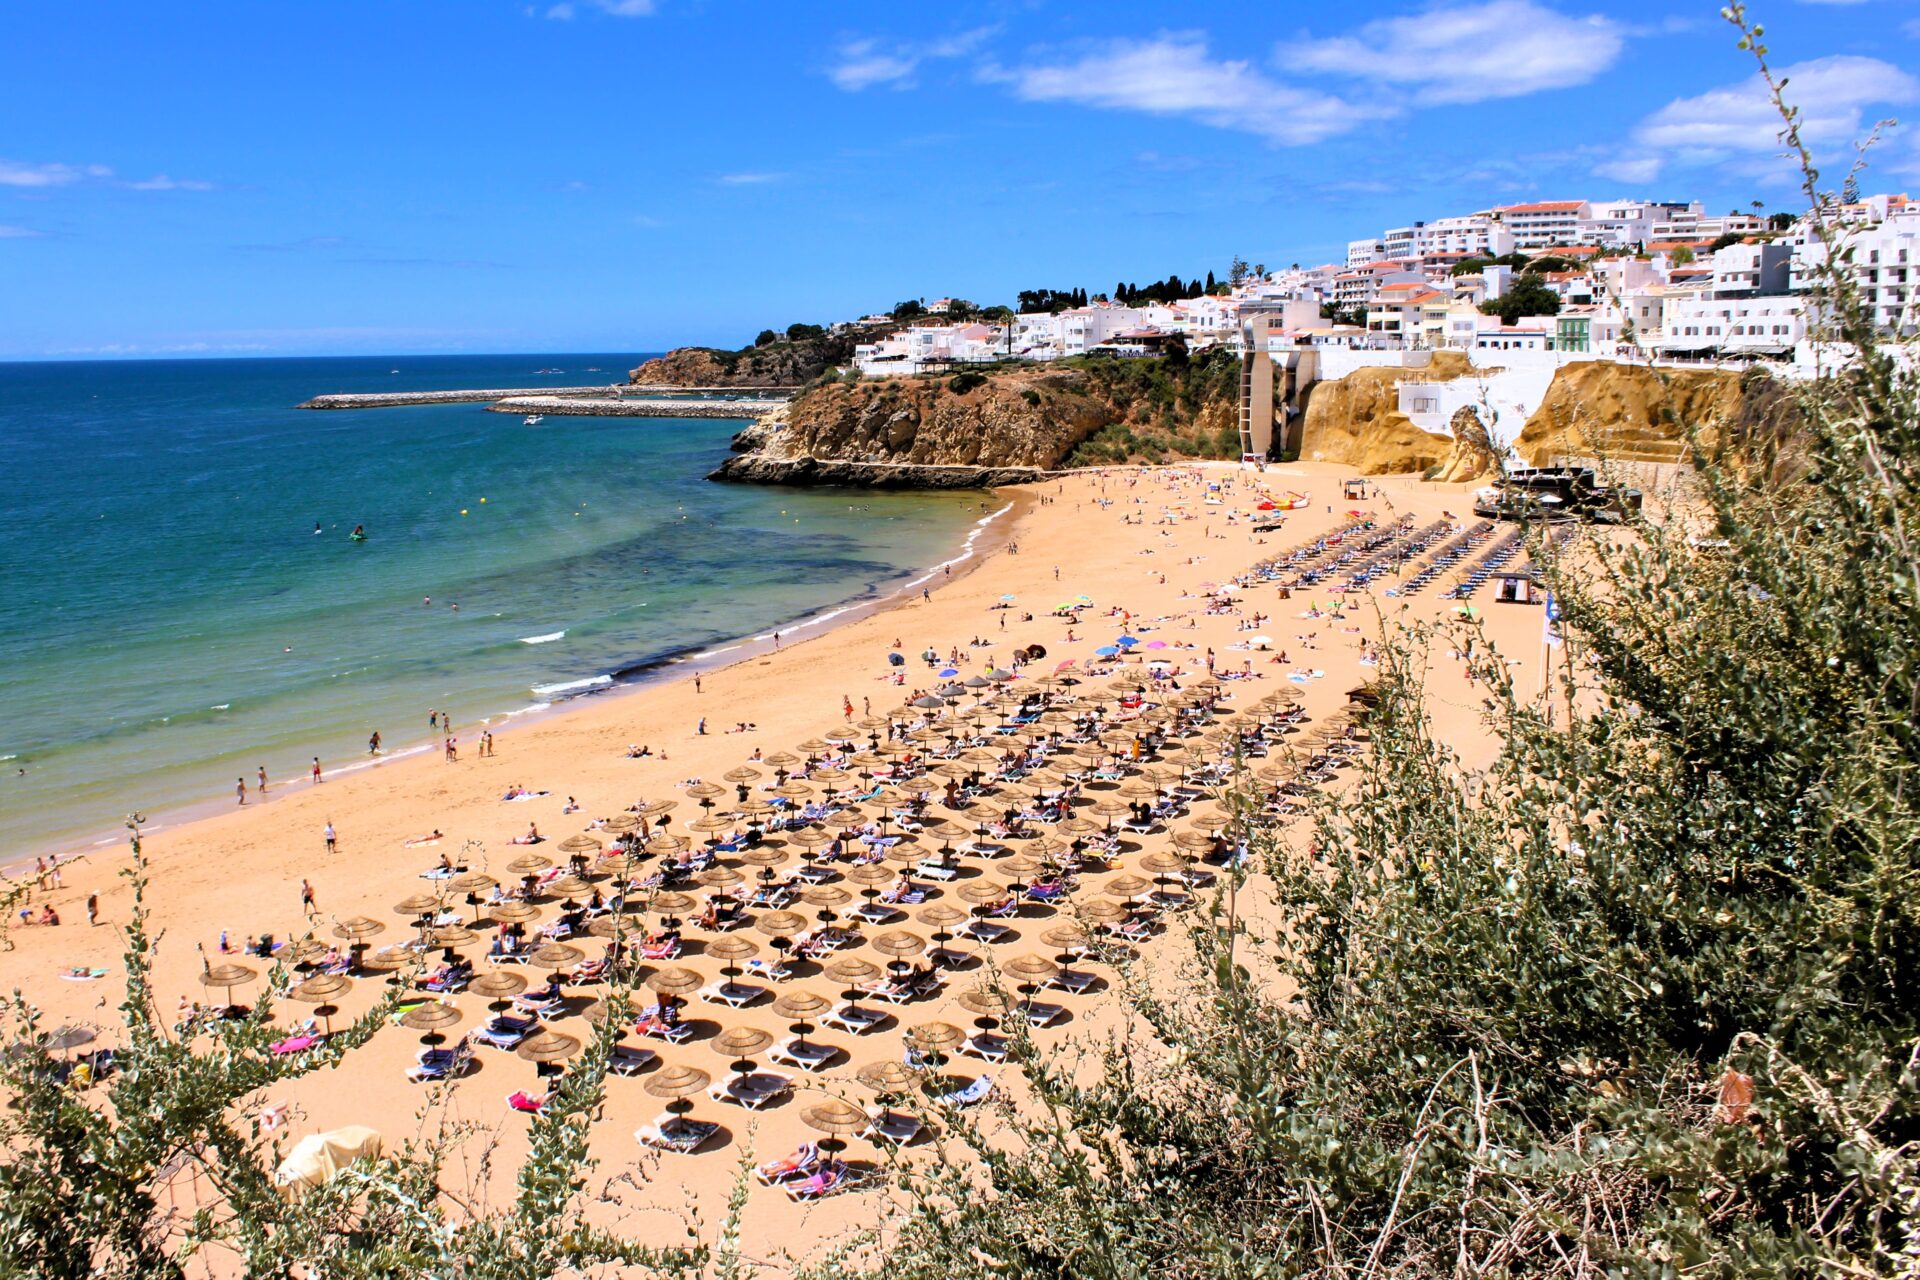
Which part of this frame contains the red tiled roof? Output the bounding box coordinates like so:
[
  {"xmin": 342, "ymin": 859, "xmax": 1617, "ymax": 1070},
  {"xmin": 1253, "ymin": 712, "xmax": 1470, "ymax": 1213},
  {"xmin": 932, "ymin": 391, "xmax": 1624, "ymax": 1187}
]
[{"xmin": 1500, "ymin": 201, "xmax": 1584, "ymax": 213}]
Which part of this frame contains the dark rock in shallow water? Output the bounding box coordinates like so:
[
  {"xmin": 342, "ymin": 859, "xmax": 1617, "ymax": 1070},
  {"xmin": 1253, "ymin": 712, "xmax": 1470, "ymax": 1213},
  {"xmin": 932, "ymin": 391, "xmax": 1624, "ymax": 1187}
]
[{"xmin": 708, "ymin": 455, "xmax": 1046, "ymax": 489}]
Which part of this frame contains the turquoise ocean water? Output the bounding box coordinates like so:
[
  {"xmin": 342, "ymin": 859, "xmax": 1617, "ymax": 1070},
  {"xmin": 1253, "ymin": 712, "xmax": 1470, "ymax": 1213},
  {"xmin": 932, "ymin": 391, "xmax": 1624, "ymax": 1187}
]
[{"xmin": 0, "ymin": 355, "xmax": 986, "ymax": 855}]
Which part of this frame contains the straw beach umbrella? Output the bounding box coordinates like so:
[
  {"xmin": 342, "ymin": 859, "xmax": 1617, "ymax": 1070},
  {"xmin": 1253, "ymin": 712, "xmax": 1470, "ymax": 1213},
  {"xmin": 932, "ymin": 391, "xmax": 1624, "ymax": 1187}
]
[
  {"xmin": 517, "ymin": 1031, "xmax": 582, "ymax": 1077},
  {"xmin": 530, "ymin": 943, "xmax": 584, "ymax": 970},
  {"xmin": 470, "ymin": 970, "xmax": 527, "ymax": 1012},
  {"xmin": 710, "ymin": 1025, "xmax": 774, "ymax": 1075},
  {"xmin": 800, "ymin": 1097, "xmax": 871, "ymax": 1157},
  {"xmin": 199, "ymin": 962, "xmax": 257, "ymax": 1008},
  {"xmin": 394, "ymin": 893, "xmax": 442, "ymax": 919},
  {"xmin": 645, "ymin": 1064, "xmax": 710, "ymax": 1104},
  {"xmin": 705, "ymin": 935, "xmax": 758, "ymax": 983},
  {"xmin": 646, "ymin": 966, "xmax": 703, "ymax": 997},
  {"xmin": 401, "ymin": 1002, "xmax": 461, "ymax": 1047},
  {"xmin": 287, "ymin": 972, "xmax": 350, "ymax": 1035},
  {"xmin": 773, "ymin": 988, "xmax": 831, "ymax": 1055}
]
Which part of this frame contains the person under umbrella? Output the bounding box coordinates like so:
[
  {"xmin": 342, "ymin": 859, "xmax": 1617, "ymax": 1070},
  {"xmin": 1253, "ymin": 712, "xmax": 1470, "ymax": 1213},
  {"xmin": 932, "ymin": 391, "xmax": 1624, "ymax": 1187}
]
[{"xmin": 287, "ymin": 972, "xmax": 351, "ymax": 1037}]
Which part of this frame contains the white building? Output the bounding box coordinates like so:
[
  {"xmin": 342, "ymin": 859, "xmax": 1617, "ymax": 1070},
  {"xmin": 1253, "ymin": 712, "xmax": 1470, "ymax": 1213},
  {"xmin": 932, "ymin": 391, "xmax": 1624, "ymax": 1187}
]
[
  {"xmin": 1655, "ymin": 294, "xmax": 1807, "ymax": 356},
  {"xmin": 1346, "ymin": 237, "xmax": 1387, "ymax": 267},
  {"xmin": 1379, "ymin": 212, "xmax": 1512, "ymax": 262},
  {"xmin": 1711, "ymin": 240, "xmax": 1793, "ymax": 297},
  {"xmin": 1475, "ymin": 323, "xmax": 1554, "ymax": 352},
  {"xmin": 1793, "ymin": 206, "xmax": 1920, "ymax": 336},
  {"xmin": 1580, "ymin": 200, "xmax": 1699, "ymax": 249},
  {"xmin": 1330, "ymin": 263, "xmax": 1424, "ymax": 311},
  {"xmin": 853, "ymin": 322, "xmax": 1007, "ymax": 375},
  {"xmin": 1495, "ymin": 200, "xmax": 1591, "ymax": 249}
]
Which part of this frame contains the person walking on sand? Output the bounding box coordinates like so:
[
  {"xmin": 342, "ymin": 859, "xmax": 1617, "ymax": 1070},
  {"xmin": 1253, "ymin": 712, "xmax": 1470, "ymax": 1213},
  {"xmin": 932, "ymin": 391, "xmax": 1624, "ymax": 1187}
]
[
  {"xmin": 324, "ymin": 821, "xmax": 337, "ymax": 854},
  {"xmin": 86, "ymin": 893, "xmax": 99, "ymax": 927},
  {"xmin": 300, "ymin": 879, "xmax": 317, "ymax": 918},
  {"xmin": 696, "ymin": 717, "xmax": 707, "ymax": 735}
]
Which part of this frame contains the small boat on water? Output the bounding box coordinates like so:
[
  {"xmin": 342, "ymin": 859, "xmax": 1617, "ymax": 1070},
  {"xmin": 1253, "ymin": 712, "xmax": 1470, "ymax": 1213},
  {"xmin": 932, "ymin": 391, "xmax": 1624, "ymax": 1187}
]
[{"xmin": 523, "ymin": 414, "xmax": 545, "ymax": 426}]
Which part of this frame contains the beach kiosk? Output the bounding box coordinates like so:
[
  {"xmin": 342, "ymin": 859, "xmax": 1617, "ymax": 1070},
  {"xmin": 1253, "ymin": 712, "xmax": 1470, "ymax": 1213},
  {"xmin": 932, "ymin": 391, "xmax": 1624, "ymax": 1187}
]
[
  {"xmin": 1342, "ymin": 478, "xmax": 1368, "ymax": 502},
  {"xmin": 1493, "ymin": 565, "xmax": 1543, "ymax": 605}
]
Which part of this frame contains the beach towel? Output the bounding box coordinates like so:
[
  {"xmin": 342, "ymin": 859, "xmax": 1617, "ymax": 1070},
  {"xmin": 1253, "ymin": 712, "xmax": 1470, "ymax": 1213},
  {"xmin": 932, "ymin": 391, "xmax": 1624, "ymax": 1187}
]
[{"xmin": 60, "ymin": 967, "xmax": 109, "ymax": 981}]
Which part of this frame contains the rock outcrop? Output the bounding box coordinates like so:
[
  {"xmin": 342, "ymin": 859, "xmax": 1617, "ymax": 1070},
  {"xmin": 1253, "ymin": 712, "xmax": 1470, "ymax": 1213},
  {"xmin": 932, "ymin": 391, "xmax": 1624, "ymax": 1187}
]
[
  {"xmin": 629, "ymin": 332, "xmax": 862, "ymax": 388},
  {"xmin": 1514, "ymin": 362, "xmax": 1761, "ymax": 465},
  {"xmin": 711, "ymin": 456, "xmax": 1049, "ymax": 488},
  {"xmin": 1434, "ymin": 405, "xmax": 1499, "ymax": 482},
  {"xmin": 1297, "ymin": 356, "xmax": 1789, "ymax": 476},
  {"xmin": 1296, "ymin": 353, "xmax": 1480, "ymax": 475},
  {"xmin": 711, "ymin": 348, "xmax": 1249, "ymax": 487}
]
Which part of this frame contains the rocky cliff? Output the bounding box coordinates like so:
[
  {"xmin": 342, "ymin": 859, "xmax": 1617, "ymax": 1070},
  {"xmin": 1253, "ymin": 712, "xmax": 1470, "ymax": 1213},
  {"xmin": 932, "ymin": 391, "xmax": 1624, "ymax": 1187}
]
[
  {"xmin": 629, "ymin": 332, "xmax": 863, "ymax": 388},
  {"xmin": 1298, "ymin": 356, "xmax": 1790, "ymax": 475},
  {"xmin": 1296, "ymin": 352, "xmax": 1478, "ymax": 475},
  {"xmin": 710, "ymin": 350, "xmax": 1244, "ymax": 487},
  {"xmin": 1513, "ymin": 362, "xmax": 1791, "ymax": 465}
]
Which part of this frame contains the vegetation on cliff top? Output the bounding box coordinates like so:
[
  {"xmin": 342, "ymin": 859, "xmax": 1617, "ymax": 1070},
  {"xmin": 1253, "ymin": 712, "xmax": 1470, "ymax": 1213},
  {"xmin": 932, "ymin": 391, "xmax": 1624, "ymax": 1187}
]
[{"xmin": 1058, "ymin": 345, "xmax": 1244, "ymax": 465}]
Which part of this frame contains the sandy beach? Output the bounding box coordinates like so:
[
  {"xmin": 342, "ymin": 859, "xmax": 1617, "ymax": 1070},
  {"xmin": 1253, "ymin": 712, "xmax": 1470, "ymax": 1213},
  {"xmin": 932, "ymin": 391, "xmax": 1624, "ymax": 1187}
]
[{"xmin": 1, "ymin": 461, "xmax": 1550, "ymax": 1269}]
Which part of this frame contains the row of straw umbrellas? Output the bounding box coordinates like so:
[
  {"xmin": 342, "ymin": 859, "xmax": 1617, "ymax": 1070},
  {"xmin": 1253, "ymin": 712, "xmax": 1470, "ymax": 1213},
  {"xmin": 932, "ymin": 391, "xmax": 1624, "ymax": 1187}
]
[{"xmin": 201, "ymin": 675, "xmax": 1353, "ymax": 1168}]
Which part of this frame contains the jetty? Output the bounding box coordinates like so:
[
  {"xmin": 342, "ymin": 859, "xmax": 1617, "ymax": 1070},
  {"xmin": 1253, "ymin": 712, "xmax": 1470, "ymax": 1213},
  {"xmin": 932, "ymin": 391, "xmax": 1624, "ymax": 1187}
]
[
  {"xmin": 488, "ymin": 395, "xmax": 784, "ymax": 419},
  {"xmin": 298, "ymin": 386, "xmax": 618, "ymax": 410},
  {"xmin": 297, "ymin": 385, "xmax": 797, "ymax": 412}
]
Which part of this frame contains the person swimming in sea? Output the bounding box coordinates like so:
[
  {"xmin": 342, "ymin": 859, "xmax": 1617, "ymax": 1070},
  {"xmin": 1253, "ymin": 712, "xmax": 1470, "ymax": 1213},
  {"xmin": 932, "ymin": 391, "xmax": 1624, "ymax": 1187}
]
[{"xmin": 313, "ymin": 521, "xmax": 323, "ymax": 535}]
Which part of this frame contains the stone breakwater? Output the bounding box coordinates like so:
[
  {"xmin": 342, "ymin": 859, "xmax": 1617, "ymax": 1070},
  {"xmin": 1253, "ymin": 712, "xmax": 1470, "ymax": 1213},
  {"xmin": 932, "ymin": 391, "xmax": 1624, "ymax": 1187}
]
[
  {"xmin": 709, "ymin": 454, "xmax": 1049, "ymax": 489},
  {"xmin": 297, "ymin": 387, "xmax": 619, "ymax": 409},
  {"xmin": 487, "ymin": 396, "xmax": 784, "ymax": 419}
]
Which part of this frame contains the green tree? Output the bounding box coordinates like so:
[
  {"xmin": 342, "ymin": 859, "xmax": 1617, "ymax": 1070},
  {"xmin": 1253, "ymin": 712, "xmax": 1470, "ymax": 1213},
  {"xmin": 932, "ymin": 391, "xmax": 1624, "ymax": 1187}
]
[
  {"xmin": 753, "ymin": 328, "xmax": 777, "ymax": 347},
  {"xmin": 891, "ymin": 299, "xmax": 925, "ymax": 321},
  {"xmin": 1479, "ymin": 272, "xmax": 1561, "ymax": 324}
]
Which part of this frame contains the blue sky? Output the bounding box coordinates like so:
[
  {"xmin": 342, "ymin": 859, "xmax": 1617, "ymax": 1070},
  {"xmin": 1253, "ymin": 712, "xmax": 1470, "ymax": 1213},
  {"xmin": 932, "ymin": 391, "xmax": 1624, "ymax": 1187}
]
[{"xmin": 2, "ymin": 0, "xmax": 1916, "ymax": 358}]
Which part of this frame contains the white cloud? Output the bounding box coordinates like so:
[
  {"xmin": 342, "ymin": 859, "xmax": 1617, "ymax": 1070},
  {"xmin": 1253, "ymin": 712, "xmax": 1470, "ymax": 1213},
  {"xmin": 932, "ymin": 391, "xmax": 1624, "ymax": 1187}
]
[
  {"xmin": 126, "ymin": 174, "xmax": 214, "ymax": 192},
  {"xmin": 716, "ymin": 172, "xmax": 785, "ymax": 185},
  {"xmin": 1644, "ymin": 56, "xmax": 1913, "ymax": 149},
  {"xmin": 831, "ymin": 40, "xmax": 919, "ymax": 91},
  {"xmin": 0, "ymin": 160, "xmax": 112, "ymax": 188},
  {"xmin": 0, "ymin": 224, "xmax": 46, "ymax": 238},
  {"xmin": 988, "ymin": 35, "xmax": 1384, "ymax": 145},
  {"xmin": 542, "ymin": 0, "xmax": 652, "ymax": 17},
  {"xmin": 1593, "ymin": 153, "xmax": 1664, "ymax": 184},
  {"xmin": 1292, "ymin": 1, "xmax": 1622, "ymax": 105},
  {"xmin": 1592, "ymin": 55, "xmax": 1919, "ymax": 186},
  {"xmin": 828, "ymin": 28, "xmax": 996, "ymax": 92}
]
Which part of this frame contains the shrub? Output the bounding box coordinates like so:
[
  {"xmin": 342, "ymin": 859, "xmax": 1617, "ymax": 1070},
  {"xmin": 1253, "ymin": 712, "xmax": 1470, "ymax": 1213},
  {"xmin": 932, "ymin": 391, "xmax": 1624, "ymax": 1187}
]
[{"xmin": 815, "ymin": 19, "xmax": 1920, "ymax": 1277}]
